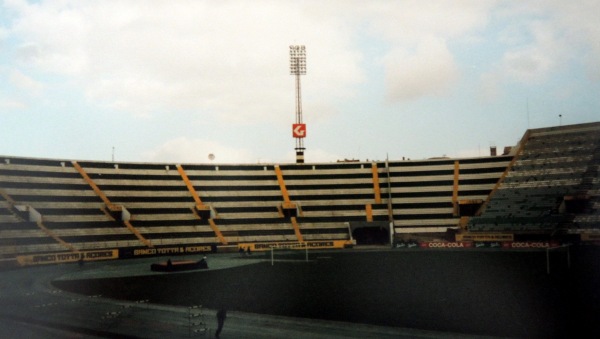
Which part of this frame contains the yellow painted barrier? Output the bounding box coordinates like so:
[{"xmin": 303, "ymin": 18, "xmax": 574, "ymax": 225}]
[
  {"xmin": 581, "ymin": 233, "xmax": 600, "ymax": 242},
  {"xmin": 72, "ymin": 161, "xmax": 112, "ymax": 206},
  {"xmin": 36, "ymin": 220, "xmax": 78, "ymax": 252},
  {"xmin": 124, "ymin": 220, "xmax": 154, "ymax": 248},
  {"xmin": 129, "ymin": 245, "xmax": 212, "ymax": 257},
  {"xmin": 371, "ymin": 163, "xmax": 381, "ymax": 204},
  {"xmin": 208, "ymin": 219, "xmax": 228, "ymax": 245},
  {"xmin": 274, "ymin": 165, "xmax": 291, "ymax": 203},
  {"xmin": 73, "ymin": 161, "xmax": 153, "ymax": 248},
  {"xmin": 290, "ymin": 217, "xmax": 304, "ymax": 242},
  {"xmin": 16, "ymin": 249, "xmax": 118, "ymax": 266},
  {"xmin": 365, "ymin": 204, "xmax": 373, "ymax": 222},
  {"xmin": 177, "ymin": 164, "xmax": 203, "ymax": 206}
]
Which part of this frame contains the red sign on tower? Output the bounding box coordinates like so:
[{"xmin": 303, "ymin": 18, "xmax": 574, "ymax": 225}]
[{"xmin": 292, "ymin": 124, "xmax": 306, "ymax": 138}]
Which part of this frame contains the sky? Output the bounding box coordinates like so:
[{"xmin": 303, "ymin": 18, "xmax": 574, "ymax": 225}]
[{"xmin": 1, "ymin": 0, "xmax": 599, "ymax": 164}]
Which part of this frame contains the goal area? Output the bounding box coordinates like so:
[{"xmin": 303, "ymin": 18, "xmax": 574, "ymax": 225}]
[
  {"xmin": 269, "ymin": 242, "xmax": 309, "ymax": 265},
  {"xmin": 545, "ymin": 243, "xmax": 571, "ymax": 274}
]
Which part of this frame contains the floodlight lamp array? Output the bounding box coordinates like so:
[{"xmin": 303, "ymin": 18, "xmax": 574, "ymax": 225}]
[{"xmin": 289, "ymin": 45, "xmax": 306, "ymax": 75}]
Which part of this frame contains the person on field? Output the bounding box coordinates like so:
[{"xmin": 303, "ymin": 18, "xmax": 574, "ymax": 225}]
[
  {"xmin": 198, "ymin": 256, "xmax": 208, "ymax": 269},
  {"xmin": 215, "ymin": 309, "xmax": 227, "ymax": 338}
]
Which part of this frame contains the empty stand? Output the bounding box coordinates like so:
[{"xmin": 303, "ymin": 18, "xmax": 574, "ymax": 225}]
[
  {"xmin": 469, "ymin": 122, "xmax": 600, "ymax": 235},
  {"xmin": 0, "ymin": 155, "xmax": 513, "ymax": 258},
  {"xmin": 388, "ymin": 156, "xmax": 511, "ymax": 235},
  {"xmin": 0, "ymin": 158, "xmax": 131, "ymax": 259},
  {"xmin": 1, "ymin": 122, "xmax": 598, "ymax": 261}
]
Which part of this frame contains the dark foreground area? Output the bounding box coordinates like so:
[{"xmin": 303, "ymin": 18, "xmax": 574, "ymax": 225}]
[{"xmin": 53, "ymin": 247, "xmax": 600, "ymax": 338}]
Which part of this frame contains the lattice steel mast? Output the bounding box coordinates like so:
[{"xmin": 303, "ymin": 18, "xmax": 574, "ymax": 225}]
[{"xmin": 290, "ymin": 45, "xmax": 306, "ymax": 164}]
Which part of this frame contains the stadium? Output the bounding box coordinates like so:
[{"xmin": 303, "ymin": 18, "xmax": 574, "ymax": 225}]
[{"xmin": 1, "ymin": 121, "xmax": 599, "ymax": 338}]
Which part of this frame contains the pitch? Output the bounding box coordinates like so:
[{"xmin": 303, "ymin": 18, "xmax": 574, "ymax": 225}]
[{"xmin": 52, "ymin": 247, "xmax": 600, "ymax": 338}]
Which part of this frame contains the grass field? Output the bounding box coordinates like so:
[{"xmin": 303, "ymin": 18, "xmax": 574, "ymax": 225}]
[{"xmin": 53, "ymin": 247, "xmax": 600, "ymax": 338}]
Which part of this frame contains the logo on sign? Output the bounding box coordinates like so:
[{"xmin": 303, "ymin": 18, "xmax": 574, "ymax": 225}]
[{"xmin": 293, "ymin": 124, "xmax": 306, "ymax": 138}]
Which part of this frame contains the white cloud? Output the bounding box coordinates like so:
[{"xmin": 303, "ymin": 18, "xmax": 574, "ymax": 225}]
[
  {"xmin": 0, "ymin": 97, "xmax": 26, "ymax": 110},
  {"xmin": 141, "ymin": 137, "xmax": 256, "ymax": 164},
  {"xmin": 550, "ymin": 1, "xmax": 600, "ymax": 81},
  {"xmin": 3, "ymin": 1, "xmax": 599, "ymax": 166},
  {"xmin": 0, "ymin": 27, "xmax": 8, "ymax": 41},
  {"xmin": 383, "ymin": 37, "xmax": 460, "ymax": 102},
  {"xmin": 359, "ymin": 1, "xmax": 493, "ymax": 43},
  {"xmin": 3, "ymin": 1, "xmax": 503, "ymax": 118},
  {"xmin": 143, "ymin": 136, "xmax": 344, "ymax": 164},
  {"xmin": 9, "ymin": 69, "xmax": 44, "ymax": 93},
  {"xmin": 6, "ymin": 1, "xmax": 364, "ymax": 121},
  {"xmin": 356, "ymin": 1, "xmax": 493, "ymax": 103},
  {"xmin": 499, "ymin": 20, "xmax": 561, "ymax": 84},
  {"xmin": 481, "ymin": 0, "xmax": 600, "ymax": 98}
]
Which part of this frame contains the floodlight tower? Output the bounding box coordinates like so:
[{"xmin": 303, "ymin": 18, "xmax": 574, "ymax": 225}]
[{"xmin": 290, "ymin": 45, "xmax": 307, "ymax": 164}]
